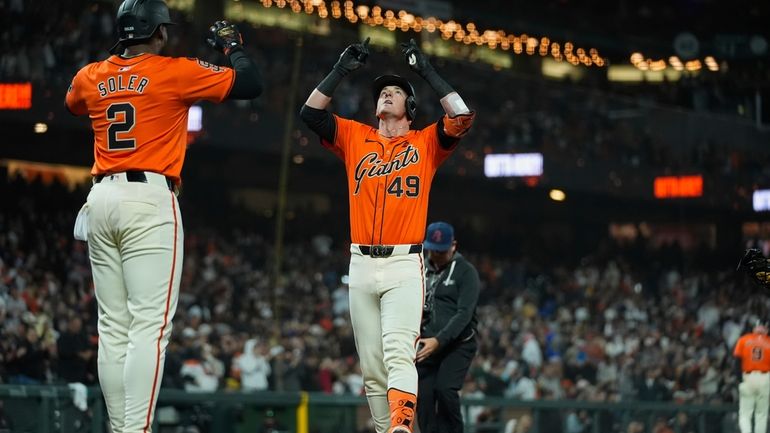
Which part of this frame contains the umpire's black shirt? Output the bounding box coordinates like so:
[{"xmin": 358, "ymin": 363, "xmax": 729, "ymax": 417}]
[{"xmin": 422, "ymin": 252, "xmax": 480, "ymax": 347}]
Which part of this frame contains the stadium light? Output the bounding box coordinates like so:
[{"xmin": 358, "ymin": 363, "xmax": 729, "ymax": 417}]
[
  {"xmin": 549, "ymin": 189, "xmax": 566, "ymax": 202},
  {"xmin": 484, "ymin": 153, "xmax": 543, "ymax": 178},
  {"xmin": 630, "ymin": 51, "xmax": 718, "ymax": 73},
  {"xmin": 241, "ymin": 0, "xmax": 606, "ymax": 68},
  {"xmin": 753, "ymin": 189, "xmax": 770, "ymax": 212}
]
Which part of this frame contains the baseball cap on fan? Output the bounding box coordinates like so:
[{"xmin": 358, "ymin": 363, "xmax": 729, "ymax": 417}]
[{"xmin": 423, "ymin": 221, "xmax": 454, "ymax": 251}]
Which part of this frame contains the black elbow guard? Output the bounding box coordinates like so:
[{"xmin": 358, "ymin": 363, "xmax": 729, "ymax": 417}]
[
  {"xmin": 299, "ymin": 104, "xmax": 315, "ymax": 123},
  {"xmin": 300, "ymin": 105, "xmax": 335, "ymax": 143},
  {"xmin": 299, "ymin": 105, "xmax": 318, "ymax": 123}
]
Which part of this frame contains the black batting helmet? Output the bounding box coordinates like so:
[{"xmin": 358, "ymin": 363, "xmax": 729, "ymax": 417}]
[
  {"xmin": 372, "ymin": 74, "xmax": 417, "ymax": 121},
  {"xmin": 109, "ymin": 0, "xmax": 174, "ymax": 54}
]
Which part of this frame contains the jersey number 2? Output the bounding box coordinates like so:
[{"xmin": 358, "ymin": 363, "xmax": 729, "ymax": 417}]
[
  {"xmin": 106, "ymin": 102, "xmax": 136, "ymax": 150},
  {"xmin": 387, "ymin": 176, "xmax": 420, "ymax": 198}
]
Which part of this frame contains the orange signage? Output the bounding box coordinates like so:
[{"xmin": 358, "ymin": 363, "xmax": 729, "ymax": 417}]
[
  {"xmin": 0, "ymin": 83, "xmax": 32, "ymax": 109},
  {"xmin": 654, "ymin": 175, "xmax": 703, "ymax": 198}
]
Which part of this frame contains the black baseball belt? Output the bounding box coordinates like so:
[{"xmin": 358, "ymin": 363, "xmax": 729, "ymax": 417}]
[
  {"xmin": 358, "ymin": 244, "xmax": 423, "ymax": 258},
  {"xmin": 94, "ymin": 171, "xmax": 176, "ymax": 192}
]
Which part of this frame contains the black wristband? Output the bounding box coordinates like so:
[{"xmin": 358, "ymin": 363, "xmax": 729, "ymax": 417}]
[
  {"xmin": 423, "ymin": 68, "xmax": 454, "ymax": 98},
  {"xmin": 317, "ymin": 68, "xmax": 345, "ymax": 97}
]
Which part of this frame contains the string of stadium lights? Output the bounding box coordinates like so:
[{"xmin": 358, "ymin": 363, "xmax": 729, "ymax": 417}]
[
  {"xmin": 252, "ymin": 0, "xmax": 607, "ymax": 68},
  {"xmin": 629, "ymin": 52, "xmax": 720, "ymax": 72}
]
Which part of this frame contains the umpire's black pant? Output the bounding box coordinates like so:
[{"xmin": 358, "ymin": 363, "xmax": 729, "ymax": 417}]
[{"xmin": 417, "ymin": 336, "xmax": 477, "ymax": 433}]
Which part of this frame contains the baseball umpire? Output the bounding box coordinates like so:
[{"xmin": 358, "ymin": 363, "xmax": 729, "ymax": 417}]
[
  {"xmin": 299, "ymin": 37, "xmax": 475, "ymax": 433},
  {"xmin": 417, "ymin": 222, "xmax": 480, "ymax": 433},
  {"xmin": 65, "ymin": 1, "xmax": 261, "ymax": 431}
]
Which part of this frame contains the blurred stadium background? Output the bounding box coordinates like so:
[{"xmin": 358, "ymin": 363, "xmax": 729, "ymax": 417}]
[{"xmin": 2, "ymin": 0, "xmax": 770, "ymax": 432}]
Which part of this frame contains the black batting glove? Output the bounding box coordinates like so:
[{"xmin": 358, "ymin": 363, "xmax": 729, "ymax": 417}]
[
  {"xmin": 739, "ymin": 248, "xmax": 770, "ymax": 291},
  {"xmin": 207, "ymin": 20, "xmax": 243, "ymax": 55},
  {"xmin": 400, "ymin": 38, "xmax": 434, "ymax": 79},
  {"xmin": 401, "ymin": 38, "xmax": 455, "ymax": 97},
  {"xmin": 334, "ymin": 37, "xmax": 370, "ymax": 76}
]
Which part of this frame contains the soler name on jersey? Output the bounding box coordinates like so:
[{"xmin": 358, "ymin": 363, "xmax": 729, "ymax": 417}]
[{"xmin": 97, "ymin": 74, "xmax": 150, "ymax": 97}]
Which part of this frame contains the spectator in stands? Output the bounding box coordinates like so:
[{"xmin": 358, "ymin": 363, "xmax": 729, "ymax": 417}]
[
  {"xmin": 56, "ymin": 316, "xmax": 94, "ymax": 384},
  {"xmin": 507, "ymin": 365, "xmax": 537, "ymax": 400},
  {"xmin": 637, "ymin": 368, "xmax": 671, "ymax": 402},
  {"xmin": 538, "ymin": 358, "xmax": 565, "ymax": 399},
  {"xmin": 503, "ymin": 414, "xmax": 533, "ymax": 433},
  {"xmin": 162, "ymin": 335, "xmax": 186, "ymax": 389},
  {"xmin": 180, "ymin": 343, "xmax": 224, "ymax": 393},
  {"xmin": 0, "ymin": 174, "xmax": 762, "ymax": 413},
  {"xmin": 671, "ymin": 412, "xmax": 697, "ymax": 433},
  {"xmin": 6, "ymin": 321, "xmax": 53, "ymax": 384},
  {"xmin": 232, "ymin": 338, "xmax": 272, "ymax": 391},
  {"xmin": 565, "ymin": 409, "xmax": 592, "ymax": 433},
  {"xmin": 341, "ymin": 360, "xmax": 364, "ymax": 395}
]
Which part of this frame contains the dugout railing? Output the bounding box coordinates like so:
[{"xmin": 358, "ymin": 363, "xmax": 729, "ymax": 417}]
[{"xmin": 0, "ymin": 385, "xmax": 738, "ymax": 433}]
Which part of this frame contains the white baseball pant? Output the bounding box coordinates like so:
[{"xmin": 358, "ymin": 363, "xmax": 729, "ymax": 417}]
[
  {"xmin": 348, "ymin": 244, "xmax": 424, "ymax": 433},
  {"xmin": 83, "ymin": 172, "xmax": 183, "ymax": 433},
  {"xmin": 739, "ymin": 371, "xmax": 770, "ymax": 433}
]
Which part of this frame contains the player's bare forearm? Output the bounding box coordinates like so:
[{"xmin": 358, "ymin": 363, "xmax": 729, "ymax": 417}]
[
  {"xmin": 305, "ymin": 89, "xmax": 332, "ymax": 110},
  {"xmin": 440, "ymin": 91, "xmax": 471, "ymax": 117}
]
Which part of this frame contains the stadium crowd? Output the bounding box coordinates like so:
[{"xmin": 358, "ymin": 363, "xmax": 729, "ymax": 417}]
[
  {"xmin": 1, "ymin": 0, "xmax": 759, "ymax": 121},
  {"xmin": 0, "ymin": 175, "xmax": 758, "ymax": 431},
  {"xmin": 1, "ymin": 1, "xmax": 767, "ymax": 431},
  {"xmin": 2, "ymin": 0, "xmax": 768, "ymax": 197}
]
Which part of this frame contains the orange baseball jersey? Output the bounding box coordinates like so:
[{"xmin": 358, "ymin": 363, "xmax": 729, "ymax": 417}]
[
  {"xmin": 734, "ymin": 332, "xmax": 770, "ymax": 373},
  {"xmin": 65, "ymin": 54, "xmax": 235, "ymax": 184},
  {"xmin": 324, "ymin": 113, "xmax": 474, "ymax": 245}
]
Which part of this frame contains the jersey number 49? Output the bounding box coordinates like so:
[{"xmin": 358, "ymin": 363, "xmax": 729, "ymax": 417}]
[{"xmin": 387, "ymin": 175, "xmax": 420, "ymax": 198}]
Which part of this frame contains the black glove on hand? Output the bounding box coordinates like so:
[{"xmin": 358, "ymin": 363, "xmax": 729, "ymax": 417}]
[
  {"xmin": 207, "ymin": 20, "xmax": 243, "ymax": 55},
  {"xmin": 400, "ymin": 38, "xmax": 455, "ymax": 97},
  {"xmin": 738, "ymin": 248, "xmax": 770, "ymax": 290},
  {"xmin": 334, "ymin": 37, "xmax": 370, "ymax": 76},
  {"xmin": 400, "ymin": 38, "xmax": 434, "ymax": 78}
]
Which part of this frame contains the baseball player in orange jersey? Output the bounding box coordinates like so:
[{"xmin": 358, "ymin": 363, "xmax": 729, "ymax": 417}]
[
  {"xmin": 65, "ymin": 1, "xmax": 261, "ymax": 432},
  {"xmin": 300, "ymin": 38, "xmax": 475, "ymax": 433},
  {"xmin": 734, "ymin": 322, "xmax": 770, "ymax": 433}
]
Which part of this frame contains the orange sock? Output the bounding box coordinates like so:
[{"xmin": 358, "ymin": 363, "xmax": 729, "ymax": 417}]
[{"xmin": 387, "ymin": 388, "xmax": 416, "ymax": 431}]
